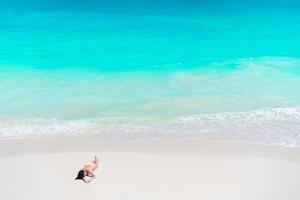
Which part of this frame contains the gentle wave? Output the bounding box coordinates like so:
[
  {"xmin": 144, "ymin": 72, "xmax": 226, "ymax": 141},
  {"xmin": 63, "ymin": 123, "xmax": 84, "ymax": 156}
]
[
  {"xmin": 1, "ymin": 56, "xmax": 300, "ymax": 119},
  {"xmin": 1, "ymin": 107, "xmax": 300, "ymax": 146}
]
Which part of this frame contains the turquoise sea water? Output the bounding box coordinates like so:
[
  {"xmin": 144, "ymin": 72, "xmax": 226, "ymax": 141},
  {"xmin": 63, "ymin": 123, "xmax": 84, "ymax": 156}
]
[{"xmin": 1, "ymin": 1, "xmax": 300, "ymax": 145}]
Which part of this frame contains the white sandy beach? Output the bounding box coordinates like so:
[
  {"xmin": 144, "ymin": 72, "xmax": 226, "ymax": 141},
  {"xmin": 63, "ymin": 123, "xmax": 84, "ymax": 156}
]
[{"xmin": 0, "ymin": 137, "xmax": 300, "ymax": 200}]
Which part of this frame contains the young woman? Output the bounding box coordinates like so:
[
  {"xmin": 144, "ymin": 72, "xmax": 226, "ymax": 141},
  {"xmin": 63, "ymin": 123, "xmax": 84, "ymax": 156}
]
[{"xmin": 75, "ymin": 156, "xmax": 99, "ymax": 183}]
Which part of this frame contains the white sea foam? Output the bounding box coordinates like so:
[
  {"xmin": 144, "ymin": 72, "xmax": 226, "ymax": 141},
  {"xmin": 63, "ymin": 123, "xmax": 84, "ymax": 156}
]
[{"xmin": 1, "ymin": 107, "xmax": 300, "ymax": 146}]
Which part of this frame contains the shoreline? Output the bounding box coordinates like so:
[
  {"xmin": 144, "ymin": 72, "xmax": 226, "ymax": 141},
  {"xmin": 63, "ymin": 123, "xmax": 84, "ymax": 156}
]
[{"xmin": 1, "ymin": 106, "xmax": 300, "ymax": 147}]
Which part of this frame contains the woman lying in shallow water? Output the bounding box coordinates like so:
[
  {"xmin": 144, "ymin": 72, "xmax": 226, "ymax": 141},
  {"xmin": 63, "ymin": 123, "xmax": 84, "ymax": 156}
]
[{"xmin": 75, "ymin": 156, "xmax": 99, "ymax": 183}]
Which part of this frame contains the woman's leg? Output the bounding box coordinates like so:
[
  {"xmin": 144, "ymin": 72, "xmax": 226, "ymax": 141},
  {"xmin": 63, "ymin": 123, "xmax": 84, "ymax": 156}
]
[{"xmin": 92, "ymin": 156, "xmax": 99, "ymax": 166}]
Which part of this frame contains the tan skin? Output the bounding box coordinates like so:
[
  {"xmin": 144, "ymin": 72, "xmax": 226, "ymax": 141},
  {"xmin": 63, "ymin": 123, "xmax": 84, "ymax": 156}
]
[{"xmin": 82, "ymin": 156, "xmax": 99, "ymax": 183}]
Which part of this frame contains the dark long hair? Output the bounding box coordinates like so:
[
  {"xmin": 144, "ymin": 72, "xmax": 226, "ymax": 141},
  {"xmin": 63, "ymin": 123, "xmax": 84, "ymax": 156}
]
[{"xmin": 75, "ymin": 170, "xmax": 85, "ymax": 180}]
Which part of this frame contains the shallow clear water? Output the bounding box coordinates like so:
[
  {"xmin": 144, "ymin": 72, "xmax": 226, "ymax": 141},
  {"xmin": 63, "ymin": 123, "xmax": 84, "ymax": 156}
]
[{"xmin": 0, "ymin": 1, "xmax": 300, "ymax": 145}]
